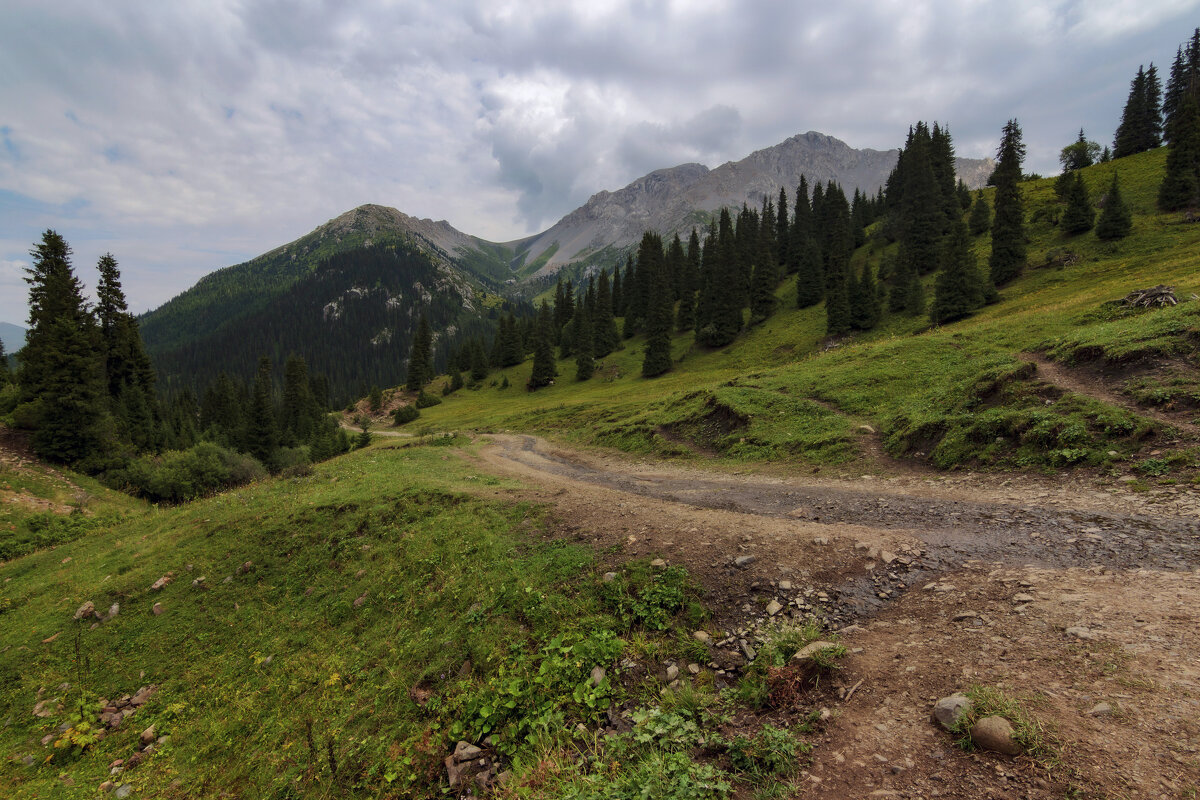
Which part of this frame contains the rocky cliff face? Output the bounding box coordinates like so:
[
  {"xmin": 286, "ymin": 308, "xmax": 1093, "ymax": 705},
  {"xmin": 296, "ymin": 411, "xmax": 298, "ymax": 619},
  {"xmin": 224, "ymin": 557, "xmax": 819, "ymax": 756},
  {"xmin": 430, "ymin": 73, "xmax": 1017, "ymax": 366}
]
[{"xmin": 509, "ymin": 131, "xmax": 993, "ymax": 275}]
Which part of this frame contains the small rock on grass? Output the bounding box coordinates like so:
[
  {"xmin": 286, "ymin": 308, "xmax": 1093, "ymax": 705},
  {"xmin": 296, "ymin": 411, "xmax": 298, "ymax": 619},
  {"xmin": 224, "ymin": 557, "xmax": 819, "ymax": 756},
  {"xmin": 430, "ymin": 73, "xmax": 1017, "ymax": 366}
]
[
  {"xmin": 970, "ymin": 715, "xmax": 1022, "ymax": 756},
  {"xmin": 692, "ymin": 630, "xmax": 712, "ymax": 644},
  {"xmin": 1088, "ymin": 702, "xmax": 1113, "ymax": 716},
  {"xmin": 733, "ymin": 555, "xmax": 756, "ymax": 569},
  {"xmin": 151, "ymin": 603, "xmax": 164, "ymax": 616},
  {"xmin": 932, "ymin": 694, "xmax": 972, "ymax": 731},
  {"xmin": 1065, "ymin": 626, "xmax": 1097, "ymax": 640}
]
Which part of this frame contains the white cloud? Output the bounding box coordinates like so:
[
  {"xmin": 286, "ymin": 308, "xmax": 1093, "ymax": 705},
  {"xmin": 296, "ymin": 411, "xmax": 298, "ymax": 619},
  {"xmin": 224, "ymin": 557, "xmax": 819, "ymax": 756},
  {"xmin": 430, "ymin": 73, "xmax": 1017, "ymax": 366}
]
[{"xmin": 0, "ymin": 0, "xmax": 1197, "ymax": 324}]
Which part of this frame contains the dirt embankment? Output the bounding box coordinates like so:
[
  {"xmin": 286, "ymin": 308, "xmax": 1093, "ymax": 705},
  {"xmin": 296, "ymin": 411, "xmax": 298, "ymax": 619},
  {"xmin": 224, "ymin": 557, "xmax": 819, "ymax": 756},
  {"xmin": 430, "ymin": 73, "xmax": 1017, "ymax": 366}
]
[{"xmin": 464, "ymin": 434, "xmax": 1200, "ymax": 799}]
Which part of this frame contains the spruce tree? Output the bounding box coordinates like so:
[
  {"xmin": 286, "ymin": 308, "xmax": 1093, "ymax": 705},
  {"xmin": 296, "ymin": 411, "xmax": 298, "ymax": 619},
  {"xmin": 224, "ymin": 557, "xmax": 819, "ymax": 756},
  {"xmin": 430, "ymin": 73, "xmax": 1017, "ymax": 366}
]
[
  {"xmin": 795, "ymin": 238, "xmax": 824, "ymax": 308},
  {"xmin": 850, "ymin": 262, "xmax": 882, "ymax": 330},
  {"xmin": 822, "ymin": 185, "xmax": 854, "ymax": 335},
  {"xmin": 1159, "ymin": 92, "xmax": 1200, "ymax": 211},
  {"xmin": 527, "ymin": 301, "xmax": 557, "ymax": 390},
  {"xmin": 641, "ymin": 245, "xmax": 673, "ymax": 377},
  {"xmin": 930, "ymin": 220, "xmax": 986, "ymax": 325},
  {"xmin": 1114, "ymin": 64, "xmax": 1163, "ymax": 157},
  {"xmin": 245, "ymin": 357, "xmax": 278, "ymax": 467},
  {"xmin": 280, "ymin": 355, "xmax": 318, "ymax": 445},
  {"xmin": 594, "ymin": 269, "xmax": 619, "ymax": 357},
  {"xmin": 1062, "ymin": 171, "xmax": 1095, "ymax": 234},
  {"xmin": 405, "ymin": 314, "xmax": 433, "ymax": 390},
  {"xmin": 697, "ymin": 209, "xmax": 743, "ymax": 347},
  {"xmin": 469, "ymin": 339, "xmax": 490, "ymax": 381},
  {"xmin": 0, "ymin": 338, "xmax": 8, "ymax": 384},
  {"xmin": 574, "ymin": 306, "xmax": 594, "ymax": 381},
  {"xmin": 787, "ymin": 177, "xmax": 811, "ymax": 276},
  {"xmin": 968, "ymin": 191, "xmax": 991, "ymax": 236},
  {"xmin": 612, "ymin": 262, "xmax": 624, "ymax": 318},
  {"xmin": 95, "ymin": 252, "xmax": 159, "ymax": 451},
  {"xmin": 748, "ymin": 223, "xmax": 778, "ymax": 324},
  {"xmin": 675, "ymin": 230, "xmax": 700, "ymax": 332},
  {"xmin": 1096, "ymin": 172, "xmax": 1133, "ymax": 240},
  {"xmin": 989, "ymin": 119, "xmax": 1027, "ymax": 286},
  {"xmin": 693, "ymin": 222, "xmax": 718, "ymax": 335},
  {"xmin": 18, "ymin": 231, "xmax": 109, "ymax": 464},
  {"xmin": 775, "ymin": 187, "xmax": 789, "ymax": 268}
]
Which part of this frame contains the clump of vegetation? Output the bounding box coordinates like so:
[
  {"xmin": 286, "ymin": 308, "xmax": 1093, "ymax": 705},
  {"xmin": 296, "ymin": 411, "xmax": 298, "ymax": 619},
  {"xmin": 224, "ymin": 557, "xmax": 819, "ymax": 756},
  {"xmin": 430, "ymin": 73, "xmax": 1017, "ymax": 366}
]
[{"xmin": 950, "ymin": 685, "xmax": 1059, "ymax": 762}]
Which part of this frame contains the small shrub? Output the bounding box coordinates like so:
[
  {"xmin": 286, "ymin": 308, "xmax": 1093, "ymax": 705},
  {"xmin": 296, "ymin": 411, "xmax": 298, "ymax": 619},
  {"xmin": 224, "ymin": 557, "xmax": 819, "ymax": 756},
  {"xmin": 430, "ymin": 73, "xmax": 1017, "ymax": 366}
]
[
  {"xmin": 393, "ymin": 405, "xmax": 419, "ymax": 425},
  {"xmin": 727, "ymin": 725, "xmax": 804, "ymax": 779},
  {"xmin": 414, "ymin": 391, "xmax": 442, "ymax": 409}
]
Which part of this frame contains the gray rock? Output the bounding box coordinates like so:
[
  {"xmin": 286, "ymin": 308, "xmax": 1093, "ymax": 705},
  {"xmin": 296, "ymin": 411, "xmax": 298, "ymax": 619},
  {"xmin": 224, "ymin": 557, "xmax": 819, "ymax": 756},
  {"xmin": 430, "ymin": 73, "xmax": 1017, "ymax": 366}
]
[
  {"xmin": 932, "ymin": 694, "xmax": 972, "ymax": 731},
  {"xmin": 650, "ymin": 558, "xmax": 667, "ymax": 570},
  {"xmin": 115, "ymin": 784, "xmax": 133, "ymax": 799},
  {"xmin": 970, "ymin": 715, "xmax": 1022, "ymax": 756},
  {"xmin": 140, "ymin": 725, "xmax": 156, "ymax": 745},
  {"xmin": 733, "ymin": 555, "xmax": 756, "ymax": 569},
  {"xmin": 107, "ymin": 603, "xmax": 120, "ymax": 619},
  {"xmin": 791, "ymin": 641, "xmax": 840, "ymax": 675},
  {"xmin": 665, "ymin": 664, "xmax": 680, "ymax": 681},
  {"xmin": 766, "ymin": 599, "xmax": 783, "ymax": 616},
  {"xmin": 452, "ymin": 741, "xmax": 482, "ymax": 763},
  {"xmin": 191, "ymin": 577, "xmax": 206, "ymax": 587},
  {"xmin": 952, "ymin": 611, "xmax": 978, "ymax": 622},
  {"xmin": 74, "ymin": 601, "xmax": 95, "ymax": 620},
  {"xmin": 778, "ymin": 580, "xmax": 793, "ymax": 591},
  {"xmin": 151, "ymin": 602, "xmax": 164, "ymax": 616},
  {"xmin": 589, "ymin": 666, "xmax": 606, "ymax": 686},
  {"xmin": 692, "ymin": 630, "xmax": 712, "ymax": 645},
  {"xmin": 740, "ymin": 641, "xmax": 757, "ymax": 661},
  {"xmin": 1065, "ymin": 626, "xmax": 1097, "ymax": 640},
  {"xmin": 353, "ymin": 592, "xmax": 368, "ymax": 608},
  {"xmin": 1088, "ymin": 702, "xmax": 1113, "ymax": 717},
  {"xmin": 602, "ymin": 572, "xmax": 618, "ymax": 583}
]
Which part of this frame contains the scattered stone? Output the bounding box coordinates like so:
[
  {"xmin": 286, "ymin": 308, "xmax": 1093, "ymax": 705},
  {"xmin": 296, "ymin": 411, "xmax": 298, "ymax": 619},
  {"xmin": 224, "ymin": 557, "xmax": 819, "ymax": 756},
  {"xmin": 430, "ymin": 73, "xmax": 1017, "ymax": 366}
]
[
  {"xmin": 791, "ymin": 641, "xmax": 839, "ymax": 676},
  {"xmin": 353, "ymin": 592, "xmax": 368, "ymax": 608},
  {"xmin": 74, "ymin": 601, "xmax": 96, "ymax": 620},
  {"xmin": 191, "ymin": 577, "xmax": 206, "ymax": 588},
  {"xmin": 778, "ymin": 580, "xmax": 793, "ymax": 591},
  {"xmin": 140, "ymin": 725, "xmax": 157, "ymax": 746},
  {"xmin": 766, "ymin": 599, "xmax": 783, "ymax": 616},
  {"xmin": 812, "ymin": 537, "xmax": 829, "ymax": 545},
  {"xmin": 130, "ymin": 686, "xmax": 156, "ymax": 706},
  {"xmin": 150, "ymin": 573, "xmax": 174, "ymax": 591},
  {"xmin": 222, "ymin": 576, "xmax": 232, "ymax": 584},
  {"xmin": 880, "ymin": 551, "xmax": 897, "ymax": 564},
  {"xmin": 33, "ymin": 700, "xmax": 58, "ymax": 718},
  {"xmin": 1065, "ymin": 626, "xmax": 1097, "ymax": 640},
  {"xmin": 970, "ymin": 715, "xmax": 1022, "ymax": 756},
  {"xmin": 687, "ymin": 663, "xmax": 700, "ymax": 675},
  {"xmin": 740, "ymin": 641, "xmax": 757, "ymax": 661},
  {"xmin": 665, "ymin": 664, "xmax": 680, "ymax": 681},
  {"xmin": 733, "ymin": 555, "xmax": 756, "ymax": 569},
  {"xmin": 236, "ymin": 561, "xmax": 254, "ymax": 575},
  {"xmin": 1088, "ymin": 702, "xmax": 1113, "ymax": 717},
  {"xmin": 40, "ymin": 733, "xmax": 55, "ymax": 746},
  {"xmin": 932, "ymin": 694, "xmax": 972, "ymax": 731},
  {"xmin": 589, "ymin": 666, "xmax": 606, "ymax": 687},
  {"xmin": 107, "ymin": 603, "xmax": 120, "ymax": 620},
  {"xmin": 151, "ymin": 603, "xmax": 164, "ymax": 616},
  {"xmin": 99, "ymin": 781, "xmax": 114, "ymax": 793},
  {"xmin": 952, "ymin": 611, "xmax": 979, "ymax": 622},
  {"xmin": 692, "ymin": 630, "xmax": 712, "ymax": 645},
  {"xmin": 602, "ymin": 572, "xmax": 618, "ymax": 583},
  {"xmin": 115, "ymin": 784, "xmax": 133, "ymax": 799},
  {"xmin": 303, "ymin": 587, "xmax": 315, "ymax": 596},
  {"xmin": 1012, "ymin": 593, "xmax": 1035, "ymax": 603},
  {"xmin": 650, "ymin": 558, "xmax": 667, "ymax": 570}
]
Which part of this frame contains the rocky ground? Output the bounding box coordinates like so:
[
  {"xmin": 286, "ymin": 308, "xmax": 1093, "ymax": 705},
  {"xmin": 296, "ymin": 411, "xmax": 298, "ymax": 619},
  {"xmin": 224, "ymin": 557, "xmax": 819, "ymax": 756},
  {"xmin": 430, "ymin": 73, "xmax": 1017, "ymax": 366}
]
[{"xmin": 463, "ymin": 433, "xmax": 1200, "ymax": 799}]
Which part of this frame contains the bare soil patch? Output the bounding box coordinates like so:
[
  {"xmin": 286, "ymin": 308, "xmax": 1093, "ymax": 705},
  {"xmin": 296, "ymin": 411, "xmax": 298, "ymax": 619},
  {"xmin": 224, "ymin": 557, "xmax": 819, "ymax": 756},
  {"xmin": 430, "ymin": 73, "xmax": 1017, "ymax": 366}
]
[{"xmin": 462, "ymin": 434, "xmax": 1200, "ymax": 799}]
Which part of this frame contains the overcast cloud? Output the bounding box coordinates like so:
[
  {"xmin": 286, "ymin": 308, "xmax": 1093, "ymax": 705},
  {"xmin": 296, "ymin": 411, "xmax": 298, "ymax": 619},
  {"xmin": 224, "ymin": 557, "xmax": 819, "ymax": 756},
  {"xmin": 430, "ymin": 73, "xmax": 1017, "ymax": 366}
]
[{"xmin": 1, "ymin": 0, "xmax": 1197, "ymax": 325}]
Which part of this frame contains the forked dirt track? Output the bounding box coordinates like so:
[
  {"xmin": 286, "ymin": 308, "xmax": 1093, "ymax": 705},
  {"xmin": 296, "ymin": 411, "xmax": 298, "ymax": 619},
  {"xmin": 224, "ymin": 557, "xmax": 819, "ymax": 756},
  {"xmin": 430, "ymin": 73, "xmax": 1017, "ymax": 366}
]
[{"xmin": 468, "ymin": 434, "xmax": 1200, "ymax": 799}]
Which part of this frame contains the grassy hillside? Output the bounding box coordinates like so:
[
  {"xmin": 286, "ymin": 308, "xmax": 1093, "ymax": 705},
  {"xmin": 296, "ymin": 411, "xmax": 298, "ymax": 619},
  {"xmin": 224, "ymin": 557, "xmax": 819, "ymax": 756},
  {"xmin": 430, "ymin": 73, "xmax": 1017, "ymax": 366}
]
[
  {"xmin": 0, "ymin": 437, "xmax": 834, "ymax": 798},
  {"xmin": 404, "ymin": 148, "xmax": 1200, "ymax": 476}
]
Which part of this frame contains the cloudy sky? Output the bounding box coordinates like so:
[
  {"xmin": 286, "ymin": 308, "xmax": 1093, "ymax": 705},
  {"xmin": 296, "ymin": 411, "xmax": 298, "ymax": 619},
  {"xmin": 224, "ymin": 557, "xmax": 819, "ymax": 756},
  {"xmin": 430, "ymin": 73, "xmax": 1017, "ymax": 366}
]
[{"xmin": 2, "ymin": 0, "xmax": 1197, "ymax": 327}]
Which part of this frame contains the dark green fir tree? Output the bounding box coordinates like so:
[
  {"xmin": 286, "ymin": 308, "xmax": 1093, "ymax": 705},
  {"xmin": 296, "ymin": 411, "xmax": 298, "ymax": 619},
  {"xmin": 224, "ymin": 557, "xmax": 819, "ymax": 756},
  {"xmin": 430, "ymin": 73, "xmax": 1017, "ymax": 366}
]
[
  {"xmin": 968, "ymin": 191, "xmax": 991, "ymax": 236},
  {"xmin": 1158, "ymin": 92, "xmax": 1200, "ymax": 211},
  {"xmin": 405, "ymin": 313, "xmax": 433, "ymax": 391},
  {"xmin": 641, "ymin": 237, "xmax": 674, "ymax": 377},
  {"xmin": 930, "ymin": 220, "xmax": 987, "ymax": 325},
  {"xmin": 1096, "ymin": 172, "xmax": 1133, "ymax": 240},
  {"xmin": 574, "ymin": 306, "xmax": 594, "ymax": 381},
  {"xmin": 989, "ymin": 119, "xmax": 1027, "ymax": 286},
  {"xmin": 527, "ymin": 301, "xmax": 557, "ymax": 390},
  {"xmin": 1061, "ymin": 171, "xmax": 1095, "ymax": 234}
]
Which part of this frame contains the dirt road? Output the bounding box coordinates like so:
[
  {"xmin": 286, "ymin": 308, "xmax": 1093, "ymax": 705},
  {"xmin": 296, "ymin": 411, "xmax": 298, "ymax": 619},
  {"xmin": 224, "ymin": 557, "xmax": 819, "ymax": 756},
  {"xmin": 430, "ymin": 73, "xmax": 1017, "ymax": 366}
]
[{"xmin": 468, "ymin": 433, "xmax": 1200, "ymax": 799}]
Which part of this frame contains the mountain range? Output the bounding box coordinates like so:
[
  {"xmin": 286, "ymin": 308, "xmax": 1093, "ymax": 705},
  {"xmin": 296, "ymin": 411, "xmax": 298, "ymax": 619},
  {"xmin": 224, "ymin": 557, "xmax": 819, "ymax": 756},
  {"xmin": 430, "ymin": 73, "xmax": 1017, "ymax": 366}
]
[{"xmin": 138, "ymin": 130, "xmax": 993, "ymax": 398}]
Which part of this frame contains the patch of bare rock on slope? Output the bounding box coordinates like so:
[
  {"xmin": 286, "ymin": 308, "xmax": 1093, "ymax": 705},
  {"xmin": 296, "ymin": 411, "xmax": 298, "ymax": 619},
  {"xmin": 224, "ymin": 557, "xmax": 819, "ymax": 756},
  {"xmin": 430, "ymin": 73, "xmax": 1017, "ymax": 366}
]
[{"xmin": 463, "ymin": 434, "xmax": 1200, "ymax": 798}]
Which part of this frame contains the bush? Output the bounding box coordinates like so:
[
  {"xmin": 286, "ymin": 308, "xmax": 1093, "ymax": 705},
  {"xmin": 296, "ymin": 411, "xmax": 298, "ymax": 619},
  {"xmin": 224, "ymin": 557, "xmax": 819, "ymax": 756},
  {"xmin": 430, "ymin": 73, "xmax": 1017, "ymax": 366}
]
[
  {"xmin": 415, "ymin": 390, "xmax": 442, "ymax": 409},
  {"xmin": 393, "ymin": 404, "xmax": 419, "ymax": 425},
  {"xmin": 103, "ymin": 442, "xmax": 266, "ymax": 503}
]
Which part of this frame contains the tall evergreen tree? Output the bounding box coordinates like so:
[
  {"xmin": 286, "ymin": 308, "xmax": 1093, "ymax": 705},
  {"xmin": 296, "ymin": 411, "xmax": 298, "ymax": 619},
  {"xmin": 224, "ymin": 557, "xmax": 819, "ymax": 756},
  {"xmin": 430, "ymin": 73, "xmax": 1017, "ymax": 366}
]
[
  {"xmin": 989, "ymin": 119, "xmax": 1027, "ymax": 286},
  {"xmin": 18, "ymin": 231, "xmax": 109, "ymax": 463},
  {"xmin": 822, "ymin": 184, "xmax": 854, "ymax": 335},
  {"xmin": 748, "ymin": 211, "xmax": 778, "ymax": 324},
  {"xmin": 775, "ymin": 187, "xmax": 790, "ymax": 268},
  {"xmin": 696, "ymin": 209, "xmax": 743, "ymax": 347},
  {"xmin": 1162, "ymin": 32, "xmax": 1199, "ymax": 144},
  {"xmin": 405, "ymin": 313, "xmax": 434, "ymax": 390},
  {"xmin": 1114, "ymin": 64, "xmax": 1163, "ymax": 157},
  {"xmin": 593, "ymin": 269, "xmax": 619, "ymax": 357},
  {"xmin": 280, "ymin": 355, "xmax": 318, "ymax": 445},
  {"xmin": 95, "ymin": 253, "xmax": 159, "ymax": 450},
  {"xmin": 795, "ymin": 237, "xmax": 824, "ymax": 308},
  {"xmin": 245, "ymin": 357, "xmax": 278, "ymax": 466},
  {"xmin": 1062, "ymin": 171, "xmax": 1095, "ymax": 234},
  {"xmin": 675, "ymin": 229, "xmax": 700, "ymax": 332},
  {"xmin": 574, "ymin": 305, "xmax": 594, "ymax": 381},
  {"xmin": 641, "ymin": 237, "xmax": 673, "ymax": 378},
  {"xmin": 786, "ymin": 177, "xmax": 811, "ymax": 276},
  {"xmin": 849, "ymin": 262, "xmax": 882, "ymax": 330},
  {"xmin": 930, "ymin": 220, "xmax": 987, "ymax": 324},
  {"xmin": 1159, "ymin": 88, "xmax": 1200, "ymax": 210},
  {"xmin": 1096, "ymin": 172, "xmax": 1134, "ymax": 240},
  {"xmin": 527, "ymin": 301, "xmax": 557, "ymax": 390},
  {"xmin": 612, "ymin": 261, "xmax": 625, "ymax": 318},
  {"xmin": 968, "ymin": 191, "xmax": 991, "ymax": 236}
]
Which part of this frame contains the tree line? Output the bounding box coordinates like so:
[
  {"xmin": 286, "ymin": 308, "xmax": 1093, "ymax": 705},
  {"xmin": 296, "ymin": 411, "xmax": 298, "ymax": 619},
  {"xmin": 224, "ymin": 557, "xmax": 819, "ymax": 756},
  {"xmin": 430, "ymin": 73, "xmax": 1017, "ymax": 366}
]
[{"xmin": 1, "ymin": 231, "xmax": 352, "ymax": 502}]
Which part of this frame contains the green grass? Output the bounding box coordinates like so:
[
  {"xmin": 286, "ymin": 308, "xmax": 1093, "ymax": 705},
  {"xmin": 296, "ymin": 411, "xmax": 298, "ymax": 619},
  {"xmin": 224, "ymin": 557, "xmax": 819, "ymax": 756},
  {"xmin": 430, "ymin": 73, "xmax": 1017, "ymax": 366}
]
[{"xmin": 399, "ymin": 150, "xmax": 1200, "ymax": 472}]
